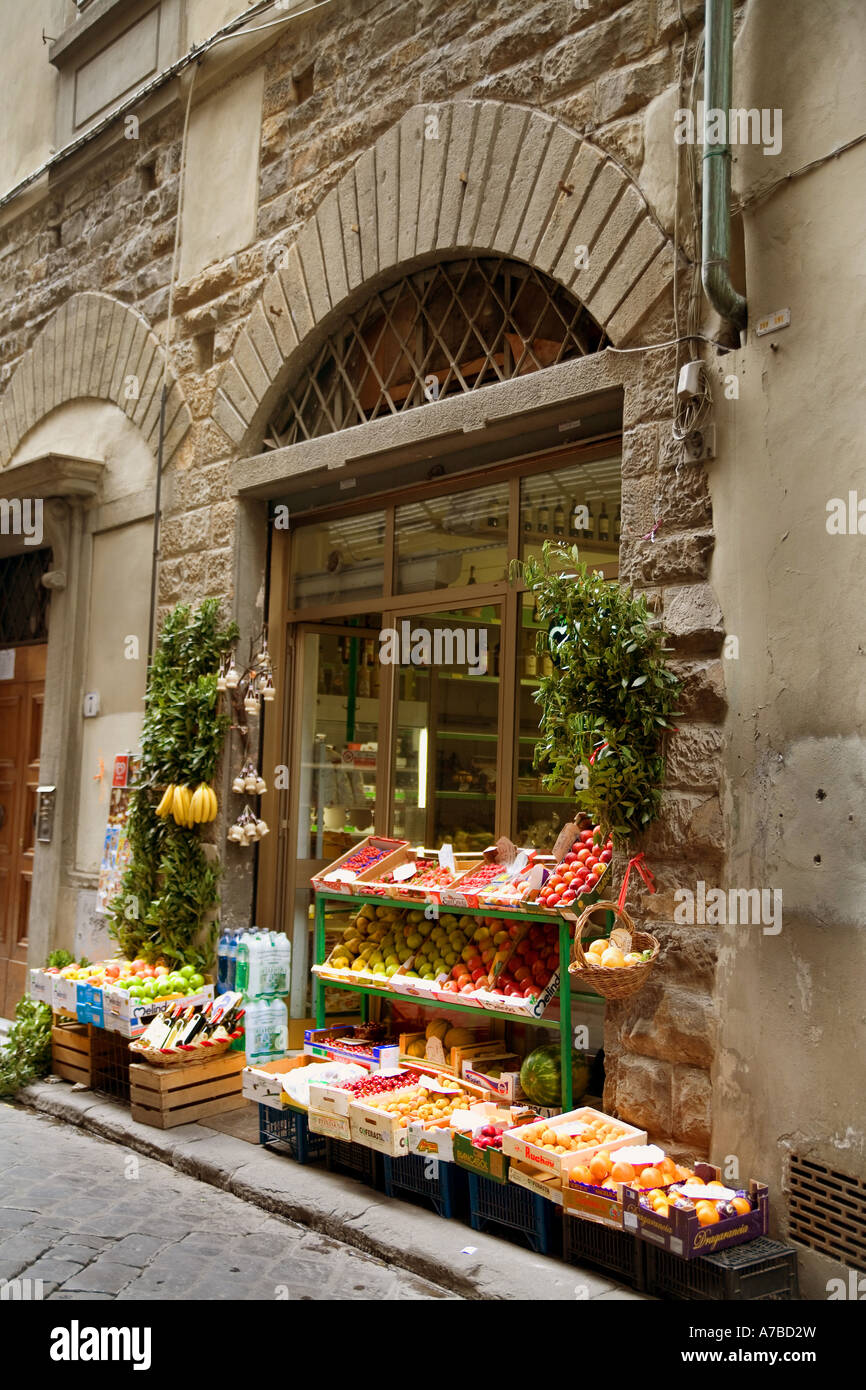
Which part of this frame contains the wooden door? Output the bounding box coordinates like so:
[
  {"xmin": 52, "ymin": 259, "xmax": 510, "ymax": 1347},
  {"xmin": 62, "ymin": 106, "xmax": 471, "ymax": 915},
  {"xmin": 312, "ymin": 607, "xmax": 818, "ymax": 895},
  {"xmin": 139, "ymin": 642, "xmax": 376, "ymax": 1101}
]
[{"xmin": 0, "ymin": 645, "xmax": 46, "ymax": 1019}]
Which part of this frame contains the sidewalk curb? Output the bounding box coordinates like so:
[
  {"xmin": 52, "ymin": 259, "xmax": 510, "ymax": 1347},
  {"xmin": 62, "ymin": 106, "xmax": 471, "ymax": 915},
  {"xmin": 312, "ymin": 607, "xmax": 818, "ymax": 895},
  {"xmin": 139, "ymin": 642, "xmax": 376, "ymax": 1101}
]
[{"xmin": 18, "ymin": 1081, "xmax": 644, "ymax": 1301}]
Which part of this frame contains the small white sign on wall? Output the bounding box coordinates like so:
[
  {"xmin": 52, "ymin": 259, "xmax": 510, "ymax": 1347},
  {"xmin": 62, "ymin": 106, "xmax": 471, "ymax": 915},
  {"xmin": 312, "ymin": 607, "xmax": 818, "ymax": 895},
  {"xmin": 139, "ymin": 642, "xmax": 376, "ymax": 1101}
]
[{"xmin": 0, "ymin": 649, "xmax": 15, "ymax": 680}]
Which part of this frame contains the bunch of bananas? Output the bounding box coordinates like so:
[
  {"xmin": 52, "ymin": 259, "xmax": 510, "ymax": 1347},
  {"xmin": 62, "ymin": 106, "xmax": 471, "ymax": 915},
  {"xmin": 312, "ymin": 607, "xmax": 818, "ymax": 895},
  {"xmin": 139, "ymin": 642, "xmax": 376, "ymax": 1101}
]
[{"xmin": 155, "ymin": 782, "xmax": 218, "ymax": 827}]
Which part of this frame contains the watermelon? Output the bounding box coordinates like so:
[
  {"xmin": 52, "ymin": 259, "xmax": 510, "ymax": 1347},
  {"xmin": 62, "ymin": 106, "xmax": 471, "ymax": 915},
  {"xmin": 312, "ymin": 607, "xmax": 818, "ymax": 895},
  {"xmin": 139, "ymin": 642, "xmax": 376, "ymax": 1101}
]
[{"xmin": 519, "ymin": 1044, "xmax": 590, "ymax": 1108}]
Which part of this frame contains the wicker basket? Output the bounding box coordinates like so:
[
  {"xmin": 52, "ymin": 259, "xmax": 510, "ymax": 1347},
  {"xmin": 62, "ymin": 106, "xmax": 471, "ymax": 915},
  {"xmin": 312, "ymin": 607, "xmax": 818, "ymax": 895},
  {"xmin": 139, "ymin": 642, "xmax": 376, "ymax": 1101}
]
[
  {"xmin": 128, "ymin": 1036, "xmax": 237, "ymax": 1068},
  {"xmin": 568, "ymin": 900, "xmax": 659, "ymax": 1000}
]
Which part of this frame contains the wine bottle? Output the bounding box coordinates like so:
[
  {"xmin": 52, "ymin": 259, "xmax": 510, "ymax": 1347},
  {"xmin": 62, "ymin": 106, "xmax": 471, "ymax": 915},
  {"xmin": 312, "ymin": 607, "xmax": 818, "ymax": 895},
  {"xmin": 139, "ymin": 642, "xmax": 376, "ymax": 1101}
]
[
  {"xmin": 537, "ymin": 500, "xmax": 550, "ymax": 534},
  {"xmin": 582, "ymin": 501, "xmax": 594, "ymax": 540},
  {"xmin": 553, "ymin": 500, "xmax": 565, "ymax": 536},
  {"xmin": 614, "ymin": 504, "xmax": 622, "ymax": 543},
  {"xmin": 598, "ymin": 501, "xmax": 610, "ymax": 542}
]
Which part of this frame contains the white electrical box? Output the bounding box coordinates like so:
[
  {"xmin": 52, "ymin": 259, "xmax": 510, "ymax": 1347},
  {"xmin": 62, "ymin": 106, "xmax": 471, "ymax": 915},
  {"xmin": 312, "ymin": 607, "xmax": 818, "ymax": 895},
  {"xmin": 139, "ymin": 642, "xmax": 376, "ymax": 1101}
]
[{"xmin": 83, "ymin": 691, "xmax": 100, "ymax": 718}]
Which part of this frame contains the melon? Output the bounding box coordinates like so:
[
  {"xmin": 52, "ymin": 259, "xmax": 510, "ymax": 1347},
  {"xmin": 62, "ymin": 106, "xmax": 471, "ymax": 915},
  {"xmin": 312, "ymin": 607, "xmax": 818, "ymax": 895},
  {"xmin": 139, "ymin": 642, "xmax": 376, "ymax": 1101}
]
[{"xmin": 519, "ymin": 1045, "xmax": 590, "ymax": 1108}]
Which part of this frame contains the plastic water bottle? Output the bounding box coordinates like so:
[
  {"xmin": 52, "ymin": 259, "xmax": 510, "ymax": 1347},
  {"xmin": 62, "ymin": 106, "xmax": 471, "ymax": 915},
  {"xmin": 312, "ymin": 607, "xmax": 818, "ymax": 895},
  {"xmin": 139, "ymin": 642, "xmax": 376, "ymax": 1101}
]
[
  {"xmin": 235, "ymin": 931, "xmax": 250, "ymax": 994},
  {"xmin": 227, "ymin": 931, "xmax": 239, "ymax": 991},
  {"xmin": 248, "ymin": 932, "xmax": 265, "ymax": 997},
  {"xmin": 216, "ymin": 929, "xmax": 230, "ymax": 994},
  {"xmin": 245, "ymin": 998, "xmax": 271, "ymax": 1063},
  {"xmin": 268, "ymin": 996, "xmax": 288, "ymax": 1058},
  {"xmin": 281, "ymin": 932, "xmax": 292, "ymax": 993}
]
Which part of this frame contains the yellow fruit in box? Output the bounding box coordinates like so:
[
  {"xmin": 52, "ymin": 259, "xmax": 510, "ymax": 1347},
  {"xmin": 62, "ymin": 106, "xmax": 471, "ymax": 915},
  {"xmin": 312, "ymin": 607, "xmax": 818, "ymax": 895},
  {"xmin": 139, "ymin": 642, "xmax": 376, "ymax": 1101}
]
[
  {"xmin": 443, "ymin": 1028, "xmax": 474, "ymax": 1049},
  {"xmin": 406, "ymin": 1040, "xmax": 427, "ymax": 1058},
  {"xmin": 426, "ymin": 1019, "xmax": 449, "ymax": 1041}
]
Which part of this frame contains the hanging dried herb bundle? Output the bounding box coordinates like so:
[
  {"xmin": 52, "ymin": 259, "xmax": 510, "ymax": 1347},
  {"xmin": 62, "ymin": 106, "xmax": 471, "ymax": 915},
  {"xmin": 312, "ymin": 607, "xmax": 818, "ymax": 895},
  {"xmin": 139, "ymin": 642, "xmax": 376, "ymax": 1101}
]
[
  {"xmin": 512, "ymin": 543, "xmax": 680, "ymax": 843},
  {"xmin": 108, "ymin": 600, "xmax": 238, "ymax": 968}
]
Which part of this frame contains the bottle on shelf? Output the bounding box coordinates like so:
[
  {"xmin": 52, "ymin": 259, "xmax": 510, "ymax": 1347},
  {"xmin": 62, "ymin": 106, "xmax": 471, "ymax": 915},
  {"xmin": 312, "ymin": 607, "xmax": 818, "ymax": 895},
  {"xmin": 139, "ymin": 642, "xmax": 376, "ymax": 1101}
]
[
  {"xmin": 553, "ymin": 499, "xmax": 566, "ymax": 536},
  {"xmin": 468, "ymin": 564, "xmax": 477, "ymax": 584},
  {"xmin": 493, "ymin": 641, "xmax": 501, "ymax": 677},
  {"xmin": 217, "ymin": 929, "xmax": 229, "ymax": 994},
  {"xmin": 614, "ymin": 503, "xmax": 622, "ymax": 544},
  {"xmin": 582, "ymin": 500, "xmax": 594, "ymax": 540},
  {"xmin": 598, "ymin": 500, "xmax": 610, "ymax": 542},
  {"xmin": 524, "ymin": 642, "xmax": 538, "ymax": 678},
  {"xmin": 523, "ymin": 503, "xmax": 534, "ymax": 534},
  {"xmin": 268, "ymin": 996, "xmax": 289, "ymax": 1056},
  {"xmin": 537, "ymin": 499, "xmax": 550, "ymax": 534},
  {"xmin": 541, "ymin": 649, "xmax": 554, "ymax": 678},
  {"xmin": 570, "ymin": 498, "xmax": 582, "ymax": 538}
]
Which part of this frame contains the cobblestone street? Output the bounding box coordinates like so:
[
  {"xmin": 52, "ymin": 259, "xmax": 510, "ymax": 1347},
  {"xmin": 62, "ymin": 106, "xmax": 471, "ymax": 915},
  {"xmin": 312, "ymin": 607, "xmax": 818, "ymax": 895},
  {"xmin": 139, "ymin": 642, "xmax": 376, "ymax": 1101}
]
[{"xmin": 0, "ymin": 1102, "xmax": 458, "ymax": 1301}]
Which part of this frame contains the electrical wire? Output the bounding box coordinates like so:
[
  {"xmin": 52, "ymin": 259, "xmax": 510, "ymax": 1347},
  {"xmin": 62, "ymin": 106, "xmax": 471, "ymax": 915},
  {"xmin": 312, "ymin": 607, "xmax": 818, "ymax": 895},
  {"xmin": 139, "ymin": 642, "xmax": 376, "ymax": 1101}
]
[{"xmin": 731, "ymin": 129, "xmax": 866, "ymax": 214}]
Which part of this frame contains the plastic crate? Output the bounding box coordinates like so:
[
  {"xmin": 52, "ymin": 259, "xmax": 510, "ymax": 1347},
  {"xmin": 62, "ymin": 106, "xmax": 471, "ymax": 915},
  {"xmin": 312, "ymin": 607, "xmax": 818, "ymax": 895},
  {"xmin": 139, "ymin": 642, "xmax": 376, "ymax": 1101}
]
[
  {"xmin": 325, "ymin": 1137, "xmax": 380, "ymax": 1188},
  {"xmin": 646, "ymin": 1237, "xmax": 799, "ymax": 1301},
  {"xmin": 382, "ymin": 1153, "xmax": 464, "ymax": 1218},
  {"xmin": 257, "ymin": 1103, "xmax": 326, "ymax": 1164},
  {"xmin": 562, "ymin": 1212, "xmax": 646, "ymax": 1291},
  {"xmin": 468, "ymin": 1173, "xmax": 558, "ymax": 1255}
]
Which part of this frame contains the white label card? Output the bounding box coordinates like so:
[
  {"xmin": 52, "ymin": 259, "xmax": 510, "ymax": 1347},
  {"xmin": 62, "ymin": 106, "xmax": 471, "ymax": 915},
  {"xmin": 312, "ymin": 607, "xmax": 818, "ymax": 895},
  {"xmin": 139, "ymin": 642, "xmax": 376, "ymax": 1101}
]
[
  {"xmin": 610, "ymin": 927, "xmax": 633, "ymax": 954},
  {"xmin": 439, "ymin": 842, "xmax": 456, "ymax": 873},
  {"xmin": 392, "ymin": 860, "xmax": 417, "ymax": 882}
]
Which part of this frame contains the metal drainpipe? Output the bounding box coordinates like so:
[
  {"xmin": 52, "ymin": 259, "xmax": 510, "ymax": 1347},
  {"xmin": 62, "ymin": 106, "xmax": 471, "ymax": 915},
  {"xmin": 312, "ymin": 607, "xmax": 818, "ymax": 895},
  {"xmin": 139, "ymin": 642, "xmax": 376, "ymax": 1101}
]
[{"xmin": 702, "ymin": 0, "xmax": 748, "ymax": 336}]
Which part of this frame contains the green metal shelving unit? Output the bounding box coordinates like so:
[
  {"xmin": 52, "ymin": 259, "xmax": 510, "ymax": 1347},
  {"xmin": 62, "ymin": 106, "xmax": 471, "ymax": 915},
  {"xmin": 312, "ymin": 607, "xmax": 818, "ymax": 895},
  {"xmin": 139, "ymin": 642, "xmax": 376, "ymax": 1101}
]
[{"xmin": 312, "ymin": 889, "xmax": 602, "ymax": 1111}]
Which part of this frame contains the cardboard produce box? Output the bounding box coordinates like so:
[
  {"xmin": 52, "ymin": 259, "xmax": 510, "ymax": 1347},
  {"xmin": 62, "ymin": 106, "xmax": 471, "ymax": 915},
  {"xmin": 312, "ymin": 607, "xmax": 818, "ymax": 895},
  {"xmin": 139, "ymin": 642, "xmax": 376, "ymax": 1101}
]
[
  {"xmin": 563, "ymin": 1183, "xmax": 623, "ymax": 1228},
  {"xmin": 350, "ymin": 1075, "xmax": 486, "ymax": 1159},
  {"xmin": 303, "ymin": 1025, "xmax": 400, "ymax": 1071},
  {"xmin": 102, "ymin": 983, "xmax": 214, "ymax": 1039},
  {"xmin": 30, "ymin": 968, "xmax": 54, "ymax": 1006},
  {"xmin": 308, "ymin": 1108, "xmax": 352, "ymax": 1142},
  {"xmin": 622, "ymin": 1162, "xmax": 769, "ymax": 1259},
  {"xmin": 501, "ymin": 1107, "xmax": 646, "ymax": 1179},
  {"xmin": 451, "ymin": 1102, "xmax": 534, "ymax": 1182},
  {"xmin": 509, "ymin": 1159, "xmax": 565, "ymax": 1206},
  {"xmin": 242, "ymin": 1055, "xmax": 332, "ymax": 1112},
  {"xmin": 461, "ymin": 1053, "xmax": 525, "ymax": 1101},
  {"xmin": 311, "ymin": 835, "xmax": 409, "ymax": 895}
]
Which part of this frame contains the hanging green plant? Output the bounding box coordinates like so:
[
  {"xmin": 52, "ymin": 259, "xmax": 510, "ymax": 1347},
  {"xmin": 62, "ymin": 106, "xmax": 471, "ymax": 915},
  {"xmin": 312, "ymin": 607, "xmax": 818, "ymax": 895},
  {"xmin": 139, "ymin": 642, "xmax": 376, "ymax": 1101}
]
[
  {"xmin": 511, "ymin": 542, "xmax": 680, "ymax": 843},
  {"xmin": 107, "ymin": 599, "xmax": 238, "ymax": 968}
]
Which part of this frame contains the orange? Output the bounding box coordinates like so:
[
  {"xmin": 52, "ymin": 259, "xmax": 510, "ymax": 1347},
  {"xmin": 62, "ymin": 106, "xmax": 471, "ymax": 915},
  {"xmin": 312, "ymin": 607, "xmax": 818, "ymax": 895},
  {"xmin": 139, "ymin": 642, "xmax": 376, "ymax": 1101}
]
[
  {"xmin": 571, "ymin": 1164, "xmax": 593, "ymax": 1186},
  {"xmin": 688, "ymin": 1173, "xmax": 705, "ymax": 1186},
  {"xmin": 589, "ymin": 1151, "xmax": 611, "ymax": 1183},
  {"xmin": 653, "ymin": 1200, "xmax": 670, "ymax": 1218},
  {"xmin": 611, "ymin": 1160, "xmax": 635, "ymax": 1183},
  {"xmin": 639, "ymin": 1166, "xmax": 664, "ymax": 1188},
  {"xmin": 697, "ymin": 1204, "xmax": 721, "ymax": 1226},
  {"xmin": 731, "ymin": 1197, "xmax": 751, "ymax": 1215},
  {"xmin": 601, "ymin": 1178, "xmax": 618, "ymax": 1192}
]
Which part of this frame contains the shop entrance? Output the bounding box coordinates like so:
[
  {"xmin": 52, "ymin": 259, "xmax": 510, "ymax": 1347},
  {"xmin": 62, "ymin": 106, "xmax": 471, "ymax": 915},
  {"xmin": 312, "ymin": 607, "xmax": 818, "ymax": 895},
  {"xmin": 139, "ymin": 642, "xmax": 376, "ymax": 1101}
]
[
  {"xmin": 0, "ymin": 644, "xmax": 46, "ymax": 1019},
  {"xmin": 262, "ymin": 444, "xmax": 622, "ymax": 1020}
]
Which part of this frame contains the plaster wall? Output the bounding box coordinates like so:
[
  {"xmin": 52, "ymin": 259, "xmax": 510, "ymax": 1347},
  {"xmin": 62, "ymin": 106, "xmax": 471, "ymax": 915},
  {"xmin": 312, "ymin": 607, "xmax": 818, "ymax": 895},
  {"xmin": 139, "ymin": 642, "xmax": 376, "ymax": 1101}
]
[
  {"xmin": 0, "ymin": 1, "xmax": 72, "ymax": 193},
  {"xmin": 709, "ymin": 0, "xmax": 866, "ymax": 1292}
]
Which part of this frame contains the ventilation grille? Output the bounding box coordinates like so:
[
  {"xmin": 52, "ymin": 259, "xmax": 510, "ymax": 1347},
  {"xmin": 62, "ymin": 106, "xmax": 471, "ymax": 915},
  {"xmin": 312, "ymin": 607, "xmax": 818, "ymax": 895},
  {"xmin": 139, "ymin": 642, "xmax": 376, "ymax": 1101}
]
[
  {"xmin": 788, "ymin": 1154, "xmax": 866, "ymax": 1270},
  {"xmin": 0, "ymin": 548, "xmax": 52, "ymax": 645}
]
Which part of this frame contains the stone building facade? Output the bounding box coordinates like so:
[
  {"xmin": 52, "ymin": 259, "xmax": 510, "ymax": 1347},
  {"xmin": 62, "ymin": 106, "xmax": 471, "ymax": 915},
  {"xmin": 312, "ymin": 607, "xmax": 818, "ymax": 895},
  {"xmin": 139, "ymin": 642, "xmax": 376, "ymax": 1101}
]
[{"xmin": 1, "ymin": 0, "xmax": 864, "ymax": 1296}]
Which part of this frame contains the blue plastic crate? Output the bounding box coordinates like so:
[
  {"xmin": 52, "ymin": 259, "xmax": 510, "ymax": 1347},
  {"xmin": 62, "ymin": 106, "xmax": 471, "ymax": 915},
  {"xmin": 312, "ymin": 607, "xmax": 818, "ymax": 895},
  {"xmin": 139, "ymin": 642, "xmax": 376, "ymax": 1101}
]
[
  {"xmin": 468, "ymin": 1173, "xmax": 557, "ymax": 1255},
  {"xmin": 257, "ymin": 1103, "xmax": 326, "ymax": 1163},
  {"xmin": 325, "ymin": 1138, "xmax": 380, "ymax": 1188},
  {"xmin": 382, "ymin": 1153, "xmax": 463, "ymax": 1218}
]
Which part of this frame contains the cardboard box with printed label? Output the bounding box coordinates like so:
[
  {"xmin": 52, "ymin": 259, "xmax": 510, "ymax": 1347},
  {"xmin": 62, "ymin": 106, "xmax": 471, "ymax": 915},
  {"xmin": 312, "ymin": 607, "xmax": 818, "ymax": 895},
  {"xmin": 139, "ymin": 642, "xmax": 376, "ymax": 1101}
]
[
  {"xmin": 242, "ymin": 1055, "xmax": 332, "ymax": 1112},
  {"xmin": 349, "ymin": 1076, "xmax": 486, "ymax": 1158},
  {"xmin": 308, "ymin": 1108, "xmax": 353, "ymax": 1142},
  {"xmin": 508, "ymin": 1159, "xmax": 565, "ymax": 1206},
  {"xmin": 406, "ymin": 1092, "xmax": 495, "ymax": 1163},
  {"xmin": 311, "ymin": 835, "xmax": 410, "ymax": 895},
  {"xmin": 461, "ymin": 1053, "xmax": 525, "ymax": 1101},
  {"xmin": 102, "ymin": 983, "xmax": 214, "ymax": 1039},
  {"xmin": 30, "ymin": 969, "xmax": 54, "ymax": 1006},
  {"xmin": 621, "ymin": 1161, "xmax": 769, "ymax": 1259},
  {"xmin": 304, "ymin": 1025, "xmax": 400, "ymax": 1071},
  {"xmin": 501, "ymin": 1107, "xmax": 646, "ymax": 1179},
  {"xmin": 52, "ymin": 974, "xmax": 81, "ymax": 1016},
  {"xmin": 451, "ymin": 1102, "xmax": 534, "ymax": 1181}
]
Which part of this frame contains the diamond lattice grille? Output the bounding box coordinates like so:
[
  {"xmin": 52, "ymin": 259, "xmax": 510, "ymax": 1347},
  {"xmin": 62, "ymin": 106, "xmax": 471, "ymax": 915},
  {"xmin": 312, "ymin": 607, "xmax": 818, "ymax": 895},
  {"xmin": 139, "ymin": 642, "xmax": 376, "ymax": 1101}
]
[
  {"xmin": 266, "ymin": 257, "xmax": 607, "ymax": 448},
  {"xmin": 0, "ymin": 548, "xmax": 52, "ymax": 644}
]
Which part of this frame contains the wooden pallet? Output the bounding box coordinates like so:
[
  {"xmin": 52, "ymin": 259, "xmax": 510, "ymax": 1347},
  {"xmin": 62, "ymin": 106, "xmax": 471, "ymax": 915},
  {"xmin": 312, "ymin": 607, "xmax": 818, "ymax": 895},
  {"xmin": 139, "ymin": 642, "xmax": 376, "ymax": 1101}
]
[
  {"xmin": 51, "ymin": 1019, "xmax": 94, "ymax": 1085},
  {"xmin": 129, "ymin": 1051, "xmax": 248, "ymax": 1129}
]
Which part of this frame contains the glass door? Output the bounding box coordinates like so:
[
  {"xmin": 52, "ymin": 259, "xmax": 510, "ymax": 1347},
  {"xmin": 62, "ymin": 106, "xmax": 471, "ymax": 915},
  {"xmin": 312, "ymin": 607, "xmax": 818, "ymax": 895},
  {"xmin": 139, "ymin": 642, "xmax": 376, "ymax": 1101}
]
[
  {"xmin": 387, "ymin": 605, "xmax": 504, "ymax": 853},
  {"xmin": 287, "ymin": 619, "xmax": 382, "ymax": 1018}
]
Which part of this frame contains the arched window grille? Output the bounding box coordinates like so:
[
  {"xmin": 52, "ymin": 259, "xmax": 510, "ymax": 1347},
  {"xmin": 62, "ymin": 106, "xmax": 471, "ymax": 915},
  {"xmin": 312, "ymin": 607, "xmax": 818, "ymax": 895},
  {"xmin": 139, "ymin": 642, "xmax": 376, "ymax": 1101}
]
[{"xmin": 265, "ymin": 256, "xmax": 607, "ymax": 449}]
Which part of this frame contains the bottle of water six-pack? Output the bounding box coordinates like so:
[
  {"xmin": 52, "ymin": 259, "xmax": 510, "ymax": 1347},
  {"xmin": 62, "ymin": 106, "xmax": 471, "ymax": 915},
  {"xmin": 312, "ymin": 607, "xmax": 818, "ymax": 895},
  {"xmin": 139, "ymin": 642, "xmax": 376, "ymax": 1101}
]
[{"xmin": 231, "ymin": 927, "xmax": 292, "ymax": 1061}]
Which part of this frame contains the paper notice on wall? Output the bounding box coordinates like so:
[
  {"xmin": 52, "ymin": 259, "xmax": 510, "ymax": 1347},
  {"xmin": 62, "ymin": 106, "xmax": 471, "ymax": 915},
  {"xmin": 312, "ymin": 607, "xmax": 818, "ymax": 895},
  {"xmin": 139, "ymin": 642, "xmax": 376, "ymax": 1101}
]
[{"xmin": 95, "ymin": 754, "xmax": 139, "ymax": 916}]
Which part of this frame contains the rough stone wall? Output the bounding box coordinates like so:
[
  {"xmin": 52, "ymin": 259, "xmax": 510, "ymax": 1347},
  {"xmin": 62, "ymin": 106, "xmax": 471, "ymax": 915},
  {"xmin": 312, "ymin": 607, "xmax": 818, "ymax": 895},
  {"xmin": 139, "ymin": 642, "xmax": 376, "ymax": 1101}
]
[{"xmin": 0, "ymin": 0, "xmax": 735, "ymax": 1155}]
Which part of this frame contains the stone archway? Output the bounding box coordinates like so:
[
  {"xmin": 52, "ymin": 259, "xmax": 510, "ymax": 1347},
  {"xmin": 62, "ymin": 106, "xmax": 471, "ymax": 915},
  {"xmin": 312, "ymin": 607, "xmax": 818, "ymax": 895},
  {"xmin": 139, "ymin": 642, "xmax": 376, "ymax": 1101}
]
[
  {"xmin": 212, "ymin": 98, "xmax": 676, "ymax": 452},
  {"xmin": 0, "ymin": 292, "xmax": 192, "ymax": 469}
]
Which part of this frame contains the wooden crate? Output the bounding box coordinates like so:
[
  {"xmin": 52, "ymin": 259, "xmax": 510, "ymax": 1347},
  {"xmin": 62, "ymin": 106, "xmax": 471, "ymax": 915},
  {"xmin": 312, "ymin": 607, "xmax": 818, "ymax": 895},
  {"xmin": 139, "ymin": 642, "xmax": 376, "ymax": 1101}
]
[
  {"xmin": 129, "ymin": 1051, "xmax": 248, "ymax": 1129},
  {"xmin": 51, "ymin": 1019, "xmax": 94, "ymax": 1085}
]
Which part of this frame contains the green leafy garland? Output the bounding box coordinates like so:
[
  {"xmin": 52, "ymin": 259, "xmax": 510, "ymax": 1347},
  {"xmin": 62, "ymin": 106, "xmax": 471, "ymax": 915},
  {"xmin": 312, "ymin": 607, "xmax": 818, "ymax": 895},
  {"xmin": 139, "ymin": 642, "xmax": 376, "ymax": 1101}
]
[
  {"xmin": 512, "ymin": 542, "xmax": 680, "ymax": 843},
  {"xmin": 108, "ymin": 599, "xmax": 238, "ymax": 969}
]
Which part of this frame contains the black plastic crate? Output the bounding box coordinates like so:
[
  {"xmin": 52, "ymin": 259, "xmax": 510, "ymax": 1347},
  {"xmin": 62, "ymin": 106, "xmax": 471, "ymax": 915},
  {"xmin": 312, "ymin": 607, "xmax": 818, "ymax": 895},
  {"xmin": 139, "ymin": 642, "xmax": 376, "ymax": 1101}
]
[
  {"xmin": 562, "ymin": 1212, "xmax": 646, "ymax": 1291},
  {"xmin": 257, "ymin": 1103, "xmax": 326, "ymax": 1163},
  {"xmin": 382, "ymin": 1153, "xmax": 465, "ymax": 1218},
  {"xmin": 646, "ymin": 1236, "xmax": 799, "ymax": 1301},
  {"xmin": 91, "ymin": 1027, "xmax": 132, "ymax": 1102},
  {"xmin": 325, "ymin": 1137, "xmax": 380, "ymax": 1188},
  {"xmin": 468, "ymin": 1173, "xmax": 559, "ymax": 1255}
]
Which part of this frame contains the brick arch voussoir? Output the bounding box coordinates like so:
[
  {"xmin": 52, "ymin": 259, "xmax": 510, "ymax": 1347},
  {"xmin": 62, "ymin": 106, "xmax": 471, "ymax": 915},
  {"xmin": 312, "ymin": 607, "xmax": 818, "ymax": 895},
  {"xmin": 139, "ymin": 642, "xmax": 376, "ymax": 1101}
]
[
  {"xmin": 0, "ymin": 292, "xmax": 192, "ymax": 468},
  {"xmin": 212, "ymin": 98, "xmax": 675, "ymax": 454}
]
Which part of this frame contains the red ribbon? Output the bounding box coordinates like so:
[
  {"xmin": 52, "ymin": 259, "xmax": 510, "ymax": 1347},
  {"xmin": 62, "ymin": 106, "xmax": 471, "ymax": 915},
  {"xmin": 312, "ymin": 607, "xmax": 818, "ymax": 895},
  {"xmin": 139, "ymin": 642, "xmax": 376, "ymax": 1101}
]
[{"xmin": 617, "ymin": 853, "xmax": 656, "ymax": 912}]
